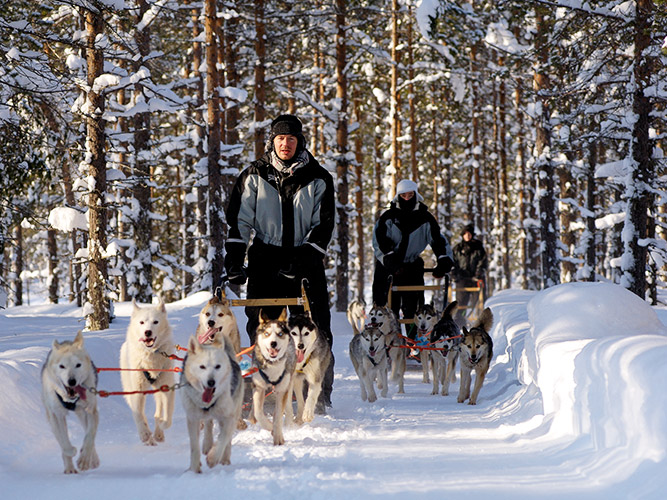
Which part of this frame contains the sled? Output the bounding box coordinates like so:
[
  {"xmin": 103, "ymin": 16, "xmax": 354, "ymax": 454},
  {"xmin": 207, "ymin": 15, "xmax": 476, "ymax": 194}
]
[
  {"xmin": 387, "ymin": 271, "xmax": 449, "ymax": 325},
  {"xmin": 447, "ymin": 280, "xmax": 485, "ymax": 325},
  {"xmin": 220, "ymin": 280, "xmax": 311, "ymax": 313}
]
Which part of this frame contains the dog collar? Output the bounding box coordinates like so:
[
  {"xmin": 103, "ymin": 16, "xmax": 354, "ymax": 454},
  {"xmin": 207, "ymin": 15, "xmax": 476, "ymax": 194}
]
[
  {"xmin": 258, "ymin": 367, "xmax": 287, "ymax": 387},
  {"xmin": 56, "ymin": 392, "xmax": 79, "ymax": 411},
  {"xmin": 296, "ymin": 353, "xmax": 312, "ymax": 373}
]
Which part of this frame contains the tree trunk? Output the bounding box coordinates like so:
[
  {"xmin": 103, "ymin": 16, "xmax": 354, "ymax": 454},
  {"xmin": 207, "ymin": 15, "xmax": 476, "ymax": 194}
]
[
  {"xmin": 85, "ymin": 6, "xmax": 109, "ymax": 330},
  {"xmin": 253, "ymin": 0, "xmax": 266, "ymax": 159},
  {"xmin": 497, "ymin": 55, "xmax": 510, "ymax": 289},
  {"xmin": 133, "ymin": 0, "xmax": 152, "ymax": 302},
  {"xmin": 12, "ymin": 224, "xmax": 23, "ymax": 306},
  {"xmin": 47, "ymin": 228, "xmax": 58, "ymax": 303},
  {"xmin": 407, "ymin": 3, "xmax": 417, "ymax": 181},
  {"xmin": 584, "ymin": 141, "xmax": 597, "ymax": 282},
  {"xmin": 534, "ymin": 5, "xmax": 559, "ymax": 289},
  {"xmin": 205, "ymin": 0, "xmax": 225, "ymax": 288},
  {"xmin": 621, "ymin": 0, "xmax": 654, "ymax": 299},
  {"xmin": 353, "ymin": 95, "xmax": 365, "ymax": 300},
  {"xmin": 389, "ymin": 0, "xmax": 400, "ymax": 194},
  {"xmin": 334, "ymin": 0, "xmax": 349, "ymax": 312}
]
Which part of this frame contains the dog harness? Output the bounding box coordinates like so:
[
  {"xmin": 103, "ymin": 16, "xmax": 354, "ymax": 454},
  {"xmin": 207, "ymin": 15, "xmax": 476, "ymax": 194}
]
[
  {"xmin": 56, "ymin": 392, "xmax": 78, "ymax": 411},
  {"xmin": 258, "ymin": 367, "xmax": 287, "ymax": 387},
  {"xmin": 143, "ymin": 371, "xmax": 159, "ymax": 385}
]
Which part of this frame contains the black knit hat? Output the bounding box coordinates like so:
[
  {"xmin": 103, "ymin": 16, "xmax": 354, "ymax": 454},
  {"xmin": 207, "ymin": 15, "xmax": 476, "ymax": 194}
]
[
  {"xmin": 270, "ymin": 114, "xmax": 302, "ymax": 138},
  {"xmin": 462, "ymin": 223, "xmax": 475, "ymax": 236}
]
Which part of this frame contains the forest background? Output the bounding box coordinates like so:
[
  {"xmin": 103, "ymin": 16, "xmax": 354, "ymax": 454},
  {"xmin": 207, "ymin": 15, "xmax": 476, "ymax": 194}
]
[{"xmin": 1, "ymin": 0, "xmax": 666, "ymax": 329}]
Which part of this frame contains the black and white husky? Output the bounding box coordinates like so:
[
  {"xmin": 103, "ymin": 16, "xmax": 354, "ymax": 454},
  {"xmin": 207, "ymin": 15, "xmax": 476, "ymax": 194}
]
[
  {"xmin": 287, "ymin": 312, "xmax": 332, "ymax": 424},
  {"xmin": 251, "ymin": 309, "xmax": 296, "ymax": 445},
  {"xmin": 349, "ymin": 325, "xmax": 388, "ymax": 402},
  {"xmin": 180, "ymin": 336, "xmax": 244, "ymax": 473},
  {"xmin": 413, "ymin": 303, "xmax": 440, "ymax": 383},
  {"xmin": 368, "ymin": 303, "xmax": 406, "ymax": 393},
  {"xmin": 430, "ymin": 301, "xmax": 461, "ymax": 396}
]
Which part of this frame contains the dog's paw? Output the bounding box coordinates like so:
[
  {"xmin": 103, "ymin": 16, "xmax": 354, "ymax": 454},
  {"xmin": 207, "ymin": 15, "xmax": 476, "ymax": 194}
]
[
  {"xmin": 457, "ymin": 397, "xmax": 466, "ymax": 403},
  {"xmin": 153, "ymin": 428, "xmax": 165, "ymax": 442},
  {"xmin": 368, "ymin": 394, "xmax": 377, "ymax": 403},
  {"xmin": 236, "ymin": 418, "xmax": 247, "ymax": 431},
  {"xmin": 468, "ymin": 399, "xmax": 477, "ymax": 405},
  {"xmin": 441, "ymin": 389, "xmax": 449, "ymax": 396},
  {"xmin": 189, "ymin": 463, "xmax": 202, "ymax": 474},
  {"xmin": 77, "ymin": 450, "xmax": 100, "ymax": 471},
  {"xmin": 431, "ymin": 388, "xmax": 438, "ymax": 395},
  {"xmin": 273, "ymin": 435, "xmax": 285, "ymax": 446},
  {"xmin": 64, "ymin": 465, "xmax": 78, "ymax": 474}
]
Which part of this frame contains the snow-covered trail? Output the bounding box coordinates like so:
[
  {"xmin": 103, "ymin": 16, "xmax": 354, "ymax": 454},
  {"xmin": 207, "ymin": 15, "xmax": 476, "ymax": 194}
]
[{"xmin": 1, "ymin": 285, "xmax": 666, "ymax": 499}]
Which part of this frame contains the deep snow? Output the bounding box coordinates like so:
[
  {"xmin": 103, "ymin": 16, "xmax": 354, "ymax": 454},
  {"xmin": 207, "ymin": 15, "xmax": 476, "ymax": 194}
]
[{"xmin": 1, "ymin": 282, "xmax": 666, "ymax": 499}]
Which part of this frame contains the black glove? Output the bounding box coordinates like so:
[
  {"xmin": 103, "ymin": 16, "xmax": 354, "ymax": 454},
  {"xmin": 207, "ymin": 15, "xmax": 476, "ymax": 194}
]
[
  {"xmin": 382, "ymin": 252, "xmax": 401, "ymax": 274},
  {"xmin": 432, "ymin": 256, "xmax": 453, "ymax": 278},
  {"xmin": 224, "ymin": 241, "xmax": 247, "ymax": 285}
]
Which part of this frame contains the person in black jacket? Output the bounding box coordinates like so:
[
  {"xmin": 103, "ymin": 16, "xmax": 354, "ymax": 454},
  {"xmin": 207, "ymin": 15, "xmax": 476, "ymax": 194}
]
[
  {"xmin": 372, "ymin": 179, "xmax": 454, "ymax": 337},
  {"xmin": 451, "ymin": 223, "xmax": 488, "ymax": 326},
  {"xmin": 224, "ymin": 114, "xmax": 335, "ymax": 410}
]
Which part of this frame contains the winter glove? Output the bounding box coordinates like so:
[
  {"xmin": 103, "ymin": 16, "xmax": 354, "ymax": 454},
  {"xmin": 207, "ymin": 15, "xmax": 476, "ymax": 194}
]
[
  {"xmin": 432, "ymin": 256, "xmax": 453, "ymax": 278},
  {"xmin": 224, "ymin": 241, "xmax": 247, "ymax": 285},
  {"xmin": 382, "ymin": 252, "xmax": 402, "ymax": 274}
]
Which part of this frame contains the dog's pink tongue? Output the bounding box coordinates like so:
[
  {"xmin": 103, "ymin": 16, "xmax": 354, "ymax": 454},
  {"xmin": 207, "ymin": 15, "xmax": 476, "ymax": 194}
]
[
  {"xmin": 203, "ymin": 387, "xmax": 215, "ymax": 404},
  {"xmin": 296, "ymin": 349, "xmax": 305, "ymax": 363},
  {"xmin": 198, "ymin": 327, "xmax": 217, "ymax": 344},
  {"xmin": 74, "ymin": 385, "xmax": 87, "ymax": 401}
]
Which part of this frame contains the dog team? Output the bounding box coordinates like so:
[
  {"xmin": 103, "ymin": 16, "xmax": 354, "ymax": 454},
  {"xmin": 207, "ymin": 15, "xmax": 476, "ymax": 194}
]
[
  {"xmin": 350, "ymin": 300, "xmax": 494, "ymax": 406},
  {"xmin": 41, "ymin": 292, "xmax": 492, "ymax": 474}
]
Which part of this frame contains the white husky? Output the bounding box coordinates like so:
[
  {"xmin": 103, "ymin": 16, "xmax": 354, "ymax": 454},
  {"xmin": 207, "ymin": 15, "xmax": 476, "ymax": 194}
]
[
  {"xmin": 119, "ymin": 299, "xmax": 175, "ymax": 445},
  {"xmin": 368, "ymin": 303, "xmax": 405, "ymax": 393},
  {"xmin": 181, "ymin": 336, "xmax": 244, "ymax": 473},
  {"xmin": 346, "ymin": 299, "xmax": 366, "ymax": 335},
  {"xmin": 349, "ymin": 326, "xmax": 388, "ymax": 402},
  {"xmin": 41, "ymin": 331, "xmax": 100, "ymax": 474}
]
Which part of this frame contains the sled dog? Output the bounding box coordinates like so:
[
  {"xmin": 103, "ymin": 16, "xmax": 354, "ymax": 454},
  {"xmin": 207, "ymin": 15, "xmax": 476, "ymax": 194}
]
[
  {"xmin": 119, "ymin": 299, "xmax": 175, "ymax": 445},
  {"xmin": 413, "ymin": 303, "xmax": 439, "ymax": 383},
  {"xmin": 458, "ymin": 307, "xmax": 494, "ymax": 405},
  {"xmin": 41, "ymin": 331, "xmax": 100, "ymax": 474},
  {"xmin": 346, "ymin": 298, "xmax": 366, "ymax": 335},
  {"xmin": 349, "ymin": 325, "xmax": 388, "ymax": 402},
  {"xmin": 251, "ymin": 309, "xmax": 296, "ymax": 445},
  {"xmin": 195, "ymin": 294, "xmax": 241, "ymax": 354},
  {"xmin": 287, "ymin": 312, "xmax": 332, "ymax": 424},
  {"xmin": 368, "ymin": 303, "xmax": 406, "ymax": 393},
  {"xmin": 181, "ymin": 335, "xmax": 244, "ymax": 473},
  {"xmin": 430, "ymin": 301, "xmax": 461, "ymax": 396}
]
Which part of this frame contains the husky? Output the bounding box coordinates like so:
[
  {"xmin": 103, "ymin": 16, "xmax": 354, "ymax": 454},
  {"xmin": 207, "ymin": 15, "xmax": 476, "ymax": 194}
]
[
  {"xmin": 119, "ymin": 299, "xmax": 175, "ymax": 445},
  {"xmin": 458, "ymin": 307, "xmax": 494, "ymax": 405},
  {"xmin": 368, "ymin": 303, "xmax": 406, "ymax": 393},
  {"xmin": 195, "ymin": 294, "xmax": 241, "ymax": 354},
  {"xmin": 250, "ymin": 309, "xmax": 296, "ymax": 445},
  {"xmin": 41, "ymin": 331, "xmax": 100, "ymax": 474},
  {"xmin": 287, "ymin": 312, "xmax": 332, "ymax": 424},
  {"xmin": 430, "ymin": 301, "xmax": 461, "ymax": 396},
  {"xmin": 180, "ymin": 335, "xmax": 244, "ymax": 473},
  {"xmin": 413, "ymin": 303, "xmax": 439, "ymax": 383},
  {"xmin": 346, "ymin": 298, "xmax": 366, "ymax": 335},
  {"xmin": 349, "ymin": 325, "xmax": 388, "ymax": 402}
]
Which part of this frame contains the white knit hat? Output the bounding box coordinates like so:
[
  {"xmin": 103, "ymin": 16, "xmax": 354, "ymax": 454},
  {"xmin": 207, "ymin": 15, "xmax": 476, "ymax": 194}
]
[{"xmin": 393, "ymin": 179, "xmax": 424, "ymax": 202}]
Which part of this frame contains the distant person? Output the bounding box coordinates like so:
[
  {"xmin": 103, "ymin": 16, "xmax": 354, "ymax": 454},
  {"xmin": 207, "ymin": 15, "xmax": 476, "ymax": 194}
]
[
  {"xmin": 223, "ymin": 114, "xmax": 335, "ymax": 412},
  {"xmin": 451, "ymin": 223, "xmax": 488, "ymax": 326},
  {"xmin": 372, "ymin": 179, "xmax": 453, "ymax": 337}
]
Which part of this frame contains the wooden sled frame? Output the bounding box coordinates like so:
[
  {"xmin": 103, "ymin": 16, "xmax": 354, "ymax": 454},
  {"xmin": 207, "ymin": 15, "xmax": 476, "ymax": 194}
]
[
  {"xmin": 220, "ymin": 281, "xmax": 311, "ymax": 313},
  {"xmin": 387, "ymin": 275, "xmax": 484, "ymax": 325}
]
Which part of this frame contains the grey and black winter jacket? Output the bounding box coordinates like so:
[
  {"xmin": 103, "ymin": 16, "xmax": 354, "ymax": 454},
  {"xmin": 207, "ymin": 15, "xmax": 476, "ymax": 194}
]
[
  {"xmin": 452, "ymin": 239, "xmax": 487, "ymax": 280},
  {"xmin": 373, "ymin": 201, "xmax": 452, "ymax": 266},
  {"xmin": 225, "ymin": 151, "xmax": 335, "ymax": 257}
]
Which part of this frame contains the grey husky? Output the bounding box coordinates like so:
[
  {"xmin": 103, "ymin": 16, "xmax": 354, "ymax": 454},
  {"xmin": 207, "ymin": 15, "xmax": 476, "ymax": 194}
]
[
  {"xmin": 368, "ymin": 303, "xmax": 406, "ymax": 393},
  {"xmin": 180, "ymin": 335, "xmax": 244, "ymax": 473},
  {"xmin": 288, "ymin": 312, "xmax": 332, "ymax": 424},
  {"xmin": 349, "ymin": 325, "xmax": 388, "ymax": 402},
  {"xmin": 41, "ymin": 331, "xmax": 100, "ymax": 473},
  {"xmin": 458, "ymin": 307, "xmax": 494, "ymax": 405},
  {"xmin": 251, "ymin": 309, "xmax": 296, "ymax": 445},
  {"xmin": 430, "ymin": 301, "xmax": 461, "ymax": 396}
]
